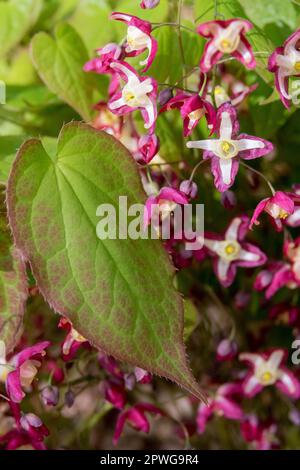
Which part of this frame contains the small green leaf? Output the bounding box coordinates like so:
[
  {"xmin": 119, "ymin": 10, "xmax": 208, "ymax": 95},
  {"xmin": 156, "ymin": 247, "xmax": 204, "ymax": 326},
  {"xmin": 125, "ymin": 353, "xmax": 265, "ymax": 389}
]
[
  {"xmin": 0, "ymin": 188, "xmax": 27, "ymax": 353},
  {"xmin": 7, "ymin": 122, "xmax": 205, "ymax": 401},
  {"xmin": 30, "ymin": 23, "xmax": 95, "ymax": 122}
]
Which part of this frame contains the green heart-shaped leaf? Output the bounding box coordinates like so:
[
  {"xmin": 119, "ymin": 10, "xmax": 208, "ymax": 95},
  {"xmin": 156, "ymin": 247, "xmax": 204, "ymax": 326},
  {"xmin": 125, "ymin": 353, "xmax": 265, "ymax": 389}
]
[
  {"xmin": 7, "ymin": 122, "xmax": 205, "ymax": 401},
  {"xmin": 0, "ymin": 188, "xmax": 27, "ymax": 354},
  {"xmin": 30, "ymin": 23, "xmax": 95, "ymax": 122}
]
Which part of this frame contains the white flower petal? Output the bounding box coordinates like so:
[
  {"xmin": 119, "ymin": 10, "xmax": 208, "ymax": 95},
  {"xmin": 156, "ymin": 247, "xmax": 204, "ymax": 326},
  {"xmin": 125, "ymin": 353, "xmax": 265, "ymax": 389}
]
[
  {"xmin": 225, "ymin": 217, "xmax": 243, "ymax": 241},
  {"xmin": 244, "ymin": 374, "xmax": 261, "ymax": 395},
  {"xmin": 217, "ymin": 257, "xmax": 231, "ymax": 281},
  {"xmin": 186, "ymin": 139, "xmax": 220, "ymax": 152},
  {"xmin": 111, "ymin": 61, "xmax": 137, "ymax": 82},
  {"xmin": 219, "ymin": 112, "xmax": 233, "ymax": 140},
  {"xmin": 143, "ymin": 97, "xmax": 155, "ymax": 129},
  {"xmin": 204, "ymin": 238, "xmax": 223, "ymax": 254},
  {"xmin": 236, "ymin": 139, "xmax": 265, "ymax": 151},
  {"xmin": 277, "ymin": 69, "xmax": 291, "ymax": 100},
  {"xmin": 219, "ymin": 158, "xmax": 232, "ymax": 185},
  {"xmin": 109, "ymin": 96, "xmax": 126, "ymax": 110},
  {"xmin": 267, "ymin": 350, "xmax": 284, "ymax": 370},
  {"xmin": 237, "ymin": 249, "xmax": 260, "ymax": 262}
]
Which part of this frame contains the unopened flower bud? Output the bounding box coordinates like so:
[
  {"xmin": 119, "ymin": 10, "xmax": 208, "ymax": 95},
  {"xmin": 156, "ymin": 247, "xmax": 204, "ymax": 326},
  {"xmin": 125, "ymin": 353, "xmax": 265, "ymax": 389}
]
[
  {"xmin": 140, "ymin": 0, "xmax": 160, "ymax": 10},
  {"xmin": 41, "ymin": 385, "xmax": 59, "ymax": 406},
  {"xmin": 65, "ymin": 389, "xmax": 75, "ymax": 408},
  {"xmin": 158, "ymin": 88, "xmax": 173, "ymax": 107},
  {"xmin": 221, "ymin": 190, "xmax": 236, "ymax": 210},
  {"xmin": 180, "ymin": 180, "xmax": 198, "ymax": 199},
  {"xmin": 216, "ymin": 338, "xmax": 237, "ymax": 361},
  {"xmin": 234, "ymin": 291, "xmax": 250, "ymax": 309},
  {"xmin": 124, "ymin": 373, "xmax": 136, "ymax": 390},
  {"xmin": 20, "ymin": 413, "xmax": 43, "ymax": 431}
]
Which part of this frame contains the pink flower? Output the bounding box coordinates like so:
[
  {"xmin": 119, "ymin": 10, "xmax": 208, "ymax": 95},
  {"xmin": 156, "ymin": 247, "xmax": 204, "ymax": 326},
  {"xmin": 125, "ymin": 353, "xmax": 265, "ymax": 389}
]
[
  {"xmin": 241, "ymin": 415, "xmax": 278, "ymax": 450},
  {"xmin": 250, "ymin": 191, "xmax": 300, "ymax": 231},
  {"xmin": 239, "ymin": 349, "xmax": 300, "ymax": 399},
  {"xmin": 261, "ymin": 238, "xmax": 300, "ymax": 298},
  {"xmin": 214, "ymin": 82, "xmax": 258, "ymax": 108},
  {"xmin": 104, "ymin": 382, "xmax": 126, "ymax": 410},
  {"xmin": 111, "ymin": 13, "xmax": 157, "ymax": 71},
  {"xmin": 136, "ymin": 133, "xmax": 160, "ymax": 163},
  {"xmin": 113, "ymin": 403, "xmax": 163, "ymax": 444},
  {"xmin": 58, "ymin": 317, "xmax": 88, "ymax": 361},
  {"xmin": 108, "ymin": 61, "xmax": 157, "ymax": 131},
  {"xmin": 187, "ymin": 103, "xmax": 273, "ymax": 192},
  {"xmin": 134, "ymin": 367, "xmax": 152, "ymax": 384},
  {"xmin": 254, "ymin": 261, "xmax": 284, "ymax": 292},
  {"xmin": 93, "ymin": 102, "xmax": 123, "ymax": 137},
  {"xmin": 140, "ymin": 0, "xmax": 160, "ymax": 8},
  {"xmin": 197, "ymin": 383, "xmax": 243, "ymax": 434},
  {"xmin": 286, "ymin": 184, "xmax": 300, "ymax": 227},
  {"xmin": 144, "ymin": 187, "xmax": 189, "ymax": 227},
  {"xmin": 0, "ymin": 402, "xmax": 49, "ymax": 450},
  {"xmin": 179, "ymin": 180, "xmax": 198, "ymax": 199},
  {"xmin": 5, "ymin": 341, "xmax": 50, "ymax": 403},
  {"xmin": 197, "ymin": 19, "xmax": 256, "ymax": 73},
  {"xmin": 98, "ymin": 353, "xmax": 123, "ymax": 379},
  {"xmin": 41, "ymin": 385, "xmax": 59, "ymax": 407},
  {"xmin": 269, "ymin": 303, "xmax": 299, "ymax": 327},
  {"xmin": 216, "ymin": 338, "xmax": 238, "ymax": 361},
  {"xmin": 160, "ymin": 92, "xmax": 216, "ymax": 136},
  {"xmin": 204, "ymin": 215, "xmax": 266, "ymax": 287},
  {"xmin": 45, "ymin": 360, "xmax": 64, "ymax": 384},
  {"xmin": 268, "ymin": 29, "xmax": 300, "ymax": 108},
  {"xmin": 83, "ymin": 43, "xmax": 122, "ymax": 75}
]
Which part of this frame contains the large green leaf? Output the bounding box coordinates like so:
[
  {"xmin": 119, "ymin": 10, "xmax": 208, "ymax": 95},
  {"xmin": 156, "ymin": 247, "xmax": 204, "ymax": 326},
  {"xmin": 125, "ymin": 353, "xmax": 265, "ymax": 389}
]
[
  {"xmin": 0, "ymin": 0, "xmax": 42, "ymax": 57},
  {"xmin": 148, "ymin": 27, "xmax": 182, "ymax": 83},
  {"xmin": 194, "ymin": 0, "xmax": 245, "ymax": 22},
  {"xmin": 70, "ymin": 0, "xmax": 116, "ymax": 53},
  {"xmin": 7, "ymin": 122, "xmax": 205, "ymax": 401},
  {"xmin": 0, "ymin": 188, "xmax": 27, "ymax": 353},
  {"xmin": 30, "ymin": 23, "xmax": 95, "ymax": 122},
  {"xmin": 238, "ymin": 0, "xmax": 296, "ymax": 31}
]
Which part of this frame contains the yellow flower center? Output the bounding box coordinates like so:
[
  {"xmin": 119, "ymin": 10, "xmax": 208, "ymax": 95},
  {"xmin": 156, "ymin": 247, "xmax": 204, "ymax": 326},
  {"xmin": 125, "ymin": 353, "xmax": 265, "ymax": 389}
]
[
  {"xmin": 127, "ymin": 37, "xmax": 135, "ymax": 47},
  {"xmin": 259, "ymin": 371, "xmax": 274, "ymax": 385},
  {"xmin": 124, "ymin": 91, "xmax": 136, "ymax": 104},
  {"xmin": 214, "ymin": 86, "xmax": 223, "ymax": 95},
  {"xmin": 222, "ymin": 141, "xmax": 231, "ymax": 153},
  {"xmin": 278, "ymin": 208, "xmax": 289, "ymax": 219},
  {"xmin": 220, "ymin": 39, "xmax": 231, "ymax": 50},
  {"xmin": 225, "ymin": 243, "xmax": 236, "ymax": 255},
  {"xmin": 294, "ymin": 61, "xmax": 300, "ymax": 72},
  {"xmin": 218, "ymin": 240, "xmax": 241, "ymax": 261},
  {"xmin": 218, "ymin": 140, "xmax": 237, "ymax": 159}
]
